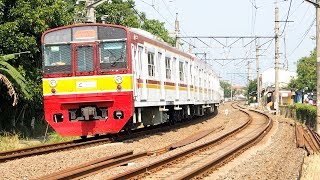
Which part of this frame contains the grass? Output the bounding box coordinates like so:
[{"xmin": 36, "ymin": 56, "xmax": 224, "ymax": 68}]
[
  {"xmin": 44, "ymin": 132, "xmax": 78, "ymax": 144},
  {"xmin": 0, "ymin": 131, "xmax": 78, "ymax": 152},
  {"xmin": 0, "ymin": 132, "xmax": 21, "ymax": 151}
]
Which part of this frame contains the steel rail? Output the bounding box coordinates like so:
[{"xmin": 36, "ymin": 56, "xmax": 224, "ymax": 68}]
[
  {"xmin": 0, "ymin": 137, "xmax": 112, "ymax": 162},
  {"xmin": 176, "ymin": 109, "xmax": 272, "ymax": 179},
  {"xmin": 37, "ymin": 124, "xmax": 226, "ymax": 179},
  {"xmin": 108, "ymin": 105, "xmax": 252, "ymax": 180},
  {"xmin": 35, "ymin": 151, "xmax": 148, "ymax": 180},
  {"xmin": 0, "ymin": 109, "xmax": 219, "ymax": 162},
  {"xmin": 37, "ymin": 103, "xmax": 247, "ymax": 179}
]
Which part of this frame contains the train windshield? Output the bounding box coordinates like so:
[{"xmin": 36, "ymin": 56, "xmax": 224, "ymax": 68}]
[
  {"xmin": 43, "ymin": 44, "xmax": 72, "ymax": 74},
  {"xmin": 100, "ymin": 41, "xmax": 127, "ymax": 70},
  {"xmin": 42, "ymin": 25, "xmax": 128, "ymax": 76}
]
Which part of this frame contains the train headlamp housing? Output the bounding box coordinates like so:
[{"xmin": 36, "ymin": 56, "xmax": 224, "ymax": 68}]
[
  {"xmin": 114, "ymin": 76, "xmax": 123, "ymax": 84},
  {"xmin": 49, "ymin": 79, "xmax": 57, "ymax": 87}
]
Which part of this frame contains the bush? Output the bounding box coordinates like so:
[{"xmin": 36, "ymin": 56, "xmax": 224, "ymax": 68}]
[{"xmin": 293, "ymin": 103, "xmax": 317, "ymax": 127}]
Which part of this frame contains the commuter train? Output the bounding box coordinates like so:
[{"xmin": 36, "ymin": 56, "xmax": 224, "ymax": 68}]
[{"xmin": 42, "ymin": 23, "xmax": 223, "ymax": 137}]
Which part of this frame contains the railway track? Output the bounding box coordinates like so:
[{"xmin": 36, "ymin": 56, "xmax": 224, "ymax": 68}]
[
  {"xmin": 0, "ymin": 109, "xmax": 218, "ymax": 163},
  {"xmin": 110, "ymin": 107, "xmax": 272, "ymax": 179},
  {"xmin": 35, "ymin": 103, "xmax": 271, "ymax": 179},
  {"xmin": 0, "ymin": 137, "xmax": 112, "ymax": 162}
]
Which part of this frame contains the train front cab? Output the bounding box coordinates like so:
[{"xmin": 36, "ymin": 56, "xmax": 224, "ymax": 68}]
[{"xmin": 42, "ymin": 24, "xmax": 134, "ymax": 137}]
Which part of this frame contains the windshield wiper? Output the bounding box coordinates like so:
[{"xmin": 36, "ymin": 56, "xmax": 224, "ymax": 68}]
[{"xmin": 111, "ymin": 53, "xmax": 124, "ymax": 67}]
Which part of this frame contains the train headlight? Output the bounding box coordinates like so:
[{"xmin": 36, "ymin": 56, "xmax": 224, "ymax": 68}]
[
  {"xmin": 49, "ymin": 79, "xmax": 57, "ymax": 87},
  {"xmin": 117, "ymin": 84, "xmax": 122, "ymax": 91},
  {"xmin": 114, "ymin": 76, "xmax": 123, "ymax": 84},
  {"xmin": 51, "ymin": 88, "xmax": 56, "ymax": 94}
]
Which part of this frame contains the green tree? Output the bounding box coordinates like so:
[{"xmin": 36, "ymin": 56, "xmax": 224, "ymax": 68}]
[
  {"xmin": 0, "ymin": 0, "xmax": 74, "ymax": 130},
  {"xmin": 95, "ymin": 0, "xmax": 175, "ymax": 45},
  {"xmin": 96, "ymin": 0, "xmax": 140, "ymax": 28},
  {"xmin": 0, "ymin": 0, "xmax": 177, "ymax": 132},
  {"xmin": 246, "ymin": 79, "xmax": 257, "ymax": 102},
  {"xmin": 220, "ymin": 81, "xmax": 231, "ymax": 98},
  {"xmin": 141, "ymin": 18, "xmax": 175, "ymax": 45},
  {"xmin": 288, "ymin": 49, "xmax": 316, "ymax": 91}
]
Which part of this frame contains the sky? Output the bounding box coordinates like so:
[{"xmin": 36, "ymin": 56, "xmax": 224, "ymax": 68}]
[{"xmin": 134, "ymin": 0, "xmax": 316, "ymax": 86}]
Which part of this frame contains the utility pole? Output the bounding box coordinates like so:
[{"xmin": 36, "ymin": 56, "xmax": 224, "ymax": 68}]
[
  {"xmin": 256, "ymin": 42, "xmax": 261, "ymax": 107},
  {"xmin": 283, "ymin": 33, "xmax": 289, "ymax": 70},
  {"xmin": 247, "ymin": 60, "xmax": 251, "ymax": 84},
  {"xmin": 86, "ymin": 0, "xmax": 96, "ymax": 23},
  {"xmin": 175, "ymin": 13, "xmax": 180, "ymax": 49},
  {"xmin": 274, "ymin": 0, "xmax": 280, "ymax": 115},
  {"xmin": 230, "ymin": 77, "xmax": 233, "ymax": 101},
  {"xmin": 76, "ymin": 0, "xmax": 109, "ymax": 23},
  {"xmin": 317, "ymin": 1, "xmax": 320, "ymax": 134}
]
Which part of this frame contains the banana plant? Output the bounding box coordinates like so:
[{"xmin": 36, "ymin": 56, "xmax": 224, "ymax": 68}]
[{"xmin": 0, "ymin": 51, "xmax": 32, "ymax": 106}]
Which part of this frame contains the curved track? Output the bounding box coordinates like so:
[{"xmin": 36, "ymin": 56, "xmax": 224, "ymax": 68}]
[
  {"xmin": 108, "ymin": 105, "xmax": 272, "ymax": 179},
  {"xmin": 0, "ymin": 109, "xmax": 219, "ymax": 163},
  {"xmin": 35, "ymin": 103, "xmax": 273, "ymax": 179}
]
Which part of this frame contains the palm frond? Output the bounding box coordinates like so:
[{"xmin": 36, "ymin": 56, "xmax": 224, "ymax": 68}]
[{"xmin": 0, "ymin": 74, "xmax": 18, "ymax": 106}]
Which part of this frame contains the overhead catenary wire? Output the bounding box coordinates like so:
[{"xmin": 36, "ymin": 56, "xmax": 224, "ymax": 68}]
[
  {"xmin": 288, "ymin": 17, "xmax": 316, "ymax": 57},
  {"xmin": 160, "ymin": 0, "xmax": 176, "ymax": 21},
  {"xmin": 279, "ymin": 0, "xmax": 293, "ymax": 37},
  {"xmin": 138, "ymin": 0, "xmax": 195, "ymax": 48}
]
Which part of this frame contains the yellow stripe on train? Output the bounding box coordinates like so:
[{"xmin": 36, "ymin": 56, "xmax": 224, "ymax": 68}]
[{"xmin": 43, "ymin": 74, "xmax": 133, "ymax": 95}]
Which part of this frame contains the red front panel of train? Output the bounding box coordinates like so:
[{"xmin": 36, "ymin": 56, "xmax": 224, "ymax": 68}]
[{"xmin": 43, "ymin": 91, "xmax": 133, "ymax": 136}]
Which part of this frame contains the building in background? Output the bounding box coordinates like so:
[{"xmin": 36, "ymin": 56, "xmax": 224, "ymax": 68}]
[{"xmin": 261, "ymin": 68, "xmax": 297, "ymax": 107}]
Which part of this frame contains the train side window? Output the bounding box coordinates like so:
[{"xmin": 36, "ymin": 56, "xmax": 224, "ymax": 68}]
[
  {"xmin": 157, "ymin": 52, "xmax": 162, "ymax": 78},
  {"xmin": 137, "ymin": 46, "xmax": 143, "ymax": 76},
  {"xmin": 179, "ymin": 61, "xmax": 184, "ymax": 81},
  {"xmin": 148, "ymin": 52, "xmax": 155, "ymax": 77},
  {"xmin": 185, "ymin": 61, "xmax": 188, "ymax": 83},
  {"xmin": 172, "ymin": 57, "xmax": 177, "ymax": 80},
  {"xmin": 165, "ymin": 57, "xmax": 171, "ymax": 80},
  {"xmin": 190, "ymin": 64, "xmax": 193, "ymax": 84}
]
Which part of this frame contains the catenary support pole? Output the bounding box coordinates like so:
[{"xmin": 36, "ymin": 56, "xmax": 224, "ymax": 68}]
[
  {"xmin": 316, "ymin": 1, "xmax": 320, "ymax": 133},
  {"xmin": 256, "ymin": 42, "xmax": 261, "ymax": 107},
  {"xmin": 274, "ymin": 0, "xmax": 280, "ymax": 115},
  {"xmin": 175, "ymin": 13, "xmax": 180, "ymax": 49}
]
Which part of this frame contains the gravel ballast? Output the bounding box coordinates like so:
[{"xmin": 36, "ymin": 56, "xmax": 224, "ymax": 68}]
[
  {"xmin": 0, "ymin": 104, "xmax": 307, "ymax": 179},
  {"xmin": 0, "ymin": 103, "xmax": 243, "ymax": 179},
  {"xmin": 205, "ymin": 115, "xmax": 305, "ymax": 180}
]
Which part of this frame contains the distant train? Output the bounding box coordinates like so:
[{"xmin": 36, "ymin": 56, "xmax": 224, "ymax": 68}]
[{"xmin": 42, "ymin": 23, "xmax": 223, "ymax": 137}]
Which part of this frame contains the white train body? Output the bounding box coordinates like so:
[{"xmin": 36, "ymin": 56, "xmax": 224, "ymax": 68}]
[{"xmin": 129, "ymin": 28, "xmax": 223, "ymax": 126}]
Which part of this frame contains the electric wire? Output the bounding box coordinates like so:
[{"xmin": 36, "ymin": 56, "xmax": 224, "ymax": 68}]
[
  {"xmin": 279, "ymin": 0, "xmax": 292, "ymax": 36},
  {"xmin": 160, "ymin": 0, "xmax": 175, "ymax": 21},
  {"xmin": 288, "ymin": 17, "xmax": 316, "ymax": 57},
  {"xmin": 138, "ymin": 0, "xmax": 195, "ymax": 49}
]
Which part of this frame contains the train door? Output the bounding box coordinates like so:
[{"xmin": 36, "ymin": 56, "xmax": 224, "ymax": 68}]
[
  {"xmin": 73, "ymin": 43, "xmax": 97, "ymax": 76},
  {"xmin": 137, "ymin": 45, "xmax": 147, "ymax": 100},
  {"xmin": 132, "ymin": 44, "xmax": 139, "ymax": 100},
  {"xmin": 173, "ymin": 57, "xmax": 179, "ymax": 101},
  {"xmin": 158, "ymin": 52, "xmax": 165, "ymax": 100},
  {"xmin": 187, "ymin": 62, "xmax": 191, "ymax": 101}
]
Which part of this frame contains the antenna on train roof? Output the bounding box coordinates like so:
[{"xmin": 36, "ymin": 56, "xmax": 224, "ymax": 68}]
[{"xmin": 76, "ymin": 0, "xmax": 111, "ymax": 23}]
